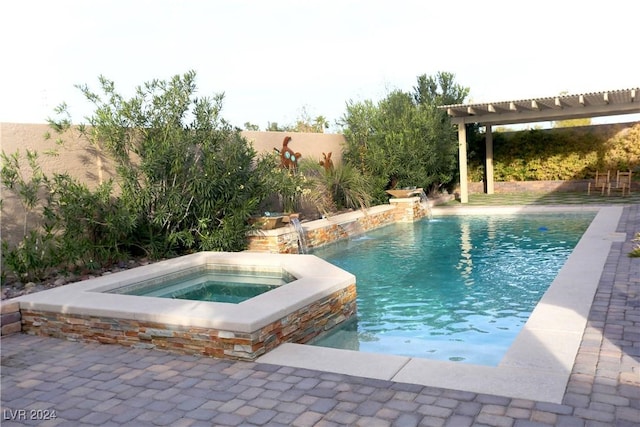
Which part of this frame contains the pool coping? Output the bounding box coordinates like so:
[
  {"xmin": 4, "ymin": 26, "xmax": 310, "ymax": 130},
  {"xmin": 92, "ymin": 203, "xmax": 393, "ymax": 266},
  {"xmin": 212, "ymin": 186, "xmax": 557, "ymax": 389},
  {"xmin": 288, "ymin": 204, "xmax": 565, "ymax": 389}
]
[
  {"xmin": 257, "ymin": 205, "xmax": 625, "ymax": 403},
  {"xmin": 13, "ymin": 252, "xmax": 355, "ymax": 333}
]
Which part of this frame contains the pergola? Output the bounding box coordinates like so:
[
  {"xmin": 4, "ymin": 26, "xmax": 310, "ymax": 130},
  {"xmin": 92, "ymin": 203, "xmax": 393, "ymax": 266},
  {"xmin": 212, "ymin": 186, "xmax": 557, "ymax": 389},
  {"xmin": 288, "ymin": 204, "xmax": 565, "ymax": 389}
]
[{"xmin": 440, "ymin": 88, "xmax": 640, "ymax": 203}]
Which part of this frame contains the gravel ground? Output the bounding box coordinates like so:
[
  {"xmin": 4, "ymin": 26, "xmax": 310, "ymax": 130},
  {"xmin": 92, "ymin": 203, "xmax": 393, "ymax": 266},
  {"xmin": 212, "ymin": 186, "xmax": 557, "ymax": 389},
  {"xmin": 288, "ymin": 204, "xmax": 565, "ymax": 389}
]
[{"xmin": 1, "ymin": 258, "xmax": 155, "ymax": 300}]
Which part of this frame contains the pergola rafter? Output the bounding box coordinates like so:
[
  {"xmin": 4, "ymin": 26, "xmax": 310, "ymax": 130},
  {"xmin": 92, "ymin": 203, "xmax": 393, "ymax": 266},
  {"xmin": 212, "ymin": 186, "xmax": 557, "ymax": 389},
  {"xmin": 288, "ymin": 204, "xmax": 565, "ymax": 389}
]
[{"xmin": 439, "ymin": 88, "xmax": 640, "ymax": 203}]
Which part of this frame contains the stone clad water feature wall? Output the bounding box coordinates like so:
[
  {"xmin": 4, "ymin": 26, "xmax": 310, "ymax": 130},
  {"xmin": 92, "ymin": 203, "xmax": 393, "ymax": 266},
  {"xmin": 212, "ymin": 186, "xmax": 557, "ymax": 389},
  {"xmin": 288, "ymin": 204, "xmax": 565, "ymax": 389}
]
[{"xmin": 247, "ymin": 196, "xmax": 437, "ymax": 254}]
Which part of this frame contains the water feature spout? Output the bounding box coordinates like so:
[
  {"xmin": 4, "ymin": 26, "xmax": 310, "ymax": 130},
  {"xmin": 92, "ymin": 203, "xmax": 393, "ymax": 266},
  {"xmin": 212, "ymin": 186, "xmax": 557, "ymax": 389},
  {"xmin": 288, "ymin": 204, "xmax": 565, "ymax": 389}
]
[
  {"xmin": 338, "ymin": 220, "xmax": 365, "ymax": 238},
  {"xmin": 419, "ymin": 189, "xmax": 433, "ymax": 220},
  {"xmin": 290, "ymin": 217, "xmax": 308, "ymax": 254}
]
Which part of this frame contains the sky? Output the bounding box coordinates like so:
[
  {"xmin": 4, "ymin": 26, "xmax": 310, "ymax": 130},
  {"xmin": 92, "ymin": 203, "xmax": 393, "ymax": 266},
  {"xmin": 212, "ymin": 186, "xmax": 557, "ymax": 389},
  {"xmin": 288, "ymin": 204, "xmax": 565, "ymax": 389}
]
[{"xmin": 1, "ymin": 0, "xmax": 639, "ymax": 132}]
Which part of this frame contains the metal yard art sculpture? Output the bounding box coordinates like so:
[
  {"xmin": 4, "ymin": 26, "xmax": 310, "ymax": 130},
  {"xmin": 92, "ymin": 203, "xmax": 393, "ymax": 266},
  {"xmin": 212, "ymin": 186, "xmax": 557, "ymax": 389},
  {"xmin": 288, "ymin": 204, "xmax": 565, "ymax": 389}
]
[
  {"xmin": 277, "ymin": 136, "xmax": 301, "ymax": 170},
  {"xmin": 319, "ymin": 152, "xmax": 334, "ymax": 173}
]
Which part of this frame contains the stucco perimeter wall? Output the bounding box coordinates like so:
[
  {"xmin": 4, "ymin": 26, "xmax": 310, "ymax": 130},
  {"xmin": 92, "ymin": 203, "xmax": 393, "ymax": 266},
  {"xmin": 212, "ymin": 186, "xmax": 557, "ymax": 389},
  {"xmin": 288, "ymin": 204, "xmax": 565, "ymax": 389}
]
[
  {"xmin": 0, "ymin": 123, "xmax": 346, "ymax": 246},
  {"xmin": 0, "ymin": 122, "xmax": 117, "ymax": 188},
  {"xmin": 1, "ymin": 123, "xmax": 120, "ymax": 247},
  {"xmin": 242, "ymin": 130, "xmax": 345, "ymax": 166}
]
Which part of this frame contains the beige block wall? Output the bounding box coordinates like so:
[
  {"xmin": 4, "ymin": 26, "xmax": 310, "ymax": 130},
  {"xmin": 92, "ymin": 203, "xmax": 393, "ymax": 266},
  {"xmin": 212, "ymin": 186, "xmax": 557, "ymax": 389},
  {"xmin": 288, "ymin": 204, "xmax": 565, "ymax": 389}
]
[
  {"xmin": 0, "ymin": 123, "xmax": 346, "ymax": 246},
  {"xmin": 1, "ymin": 123, "xmax": 119, "ymax": 246},
  {"xmin": 242, "ymin": 130, "xmax": 345, "ymax": 166},
  {"xmin": 0, "ymin": 125, "xmax": 347, "ymax": 183},
  {"xmin": 0, "ymin": 122, "xmax": 117, "ymax": 188}
]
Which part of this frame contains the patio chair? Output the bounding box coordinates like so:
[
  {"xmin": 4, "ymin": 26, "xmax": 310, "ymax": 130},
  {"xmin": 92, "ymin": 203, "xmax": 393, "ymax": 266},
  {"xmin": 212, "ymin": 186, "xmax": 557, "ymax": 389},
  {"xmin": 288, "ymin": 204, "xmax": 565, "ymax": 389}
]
[
  {"xmin": 587, "ymin": 170, "xmax": 610, "ymax": 196},
  {"xmin": 613, "ymin": 170, "xmax": 632, "ymax": 196}
]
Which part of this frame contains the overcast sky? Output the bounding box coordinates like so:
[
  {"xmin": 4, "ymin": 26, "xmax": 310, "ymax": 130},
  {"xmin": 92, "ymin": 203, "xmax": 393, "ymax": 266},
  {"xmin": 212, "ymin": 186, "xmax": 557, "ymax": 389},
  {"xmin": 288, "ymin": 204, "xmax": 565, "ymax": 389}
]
[{"xmin": 1, "ymin": 0, "xmax": 638, "ymax": 131}]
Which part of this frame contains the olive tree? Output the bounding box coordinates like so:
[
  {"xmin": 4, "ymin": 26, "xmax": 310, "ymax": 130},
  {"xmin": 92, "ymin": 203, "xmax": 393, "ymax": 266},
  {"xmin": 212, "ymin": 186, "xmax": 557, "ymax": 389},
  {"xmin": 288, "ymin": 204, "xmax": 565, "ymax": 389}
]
[
  {"xmin": 341, "ymin": 72, "xmax": 469, "ymax": 203},
  {"xmin": 71, "ymin": 71, "xmax": 269, "ymax": 257}
]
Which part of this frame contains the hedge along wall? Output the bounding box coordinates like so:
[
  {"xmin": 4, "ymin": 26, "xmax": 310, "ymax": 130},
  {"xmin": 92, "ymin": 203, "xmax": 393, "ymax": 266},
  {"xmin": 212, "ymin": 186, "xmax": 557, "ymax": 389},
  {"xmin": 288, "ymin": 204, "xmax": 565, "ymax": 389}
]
[
  {"xmin": 467, "ymin": 122, "xmax": 640, "ymax": 182},
  {"xmin": 0, "ymin": 123, "xmax": 346, "ymax": 246}
]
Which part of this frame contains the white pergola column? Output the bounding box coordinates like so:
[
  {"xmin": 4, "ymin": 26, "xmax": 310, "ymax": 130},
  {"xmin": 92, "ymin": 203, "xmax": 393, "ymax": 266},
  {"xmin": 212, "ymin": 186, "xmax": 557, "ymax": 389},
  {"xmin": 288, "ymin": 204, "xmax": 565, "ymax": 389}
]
[
  {"xmin": 458, "ymin": 124, "xmax": 468, "ymax": 203},
  {"xmin": 485, "ymin": 125, "xmax": 494, "ymax": 194}
]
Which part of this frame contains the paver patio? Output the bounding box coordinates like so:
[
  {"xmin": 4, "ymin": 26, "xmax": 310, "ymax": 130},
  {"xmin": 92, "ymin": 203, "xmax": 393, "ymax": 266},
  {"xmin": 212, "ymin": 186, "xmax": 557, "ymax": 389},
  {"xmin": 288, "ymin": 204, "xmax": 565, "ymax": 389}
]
[{"xmin": 1, "ymin": 199, "xmax": 638, "ymax": 426}]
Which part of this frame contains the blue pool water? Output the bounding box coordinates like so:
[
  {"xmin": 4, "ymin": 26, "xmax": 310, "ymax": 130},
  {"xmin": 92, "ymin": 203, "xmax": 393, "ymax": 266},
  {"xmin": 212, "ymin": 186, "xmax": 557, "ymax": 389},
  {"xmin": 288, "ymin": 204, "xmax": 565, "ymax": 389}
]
[{"xmin": 310, "ymin": 213, "xmax": 595, "ymax": 366}]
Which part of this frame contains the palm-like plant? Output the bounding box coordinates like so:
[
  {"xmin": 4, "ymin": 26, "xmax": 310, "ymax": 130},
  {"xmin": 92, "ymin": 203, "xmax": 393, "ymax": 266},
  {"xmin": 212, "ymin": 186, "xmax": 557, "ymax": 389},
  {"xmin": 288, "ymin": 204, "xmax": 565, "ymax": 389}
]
[{"xmin": 299, "ymin": 159, "xmax": 372, "ymax": 216}]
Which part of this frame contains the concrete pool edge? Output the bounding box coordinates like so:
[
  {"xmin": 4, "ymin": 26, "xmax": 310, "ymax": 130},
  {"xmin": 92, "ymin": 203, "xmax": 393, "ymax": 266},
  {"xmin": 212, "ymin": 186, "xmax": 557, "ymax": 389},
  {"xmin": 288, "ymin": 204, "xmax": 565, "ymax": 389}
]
[{"xmin": 257, "ymin": 205, "xmax": 624, "ymax": 403}]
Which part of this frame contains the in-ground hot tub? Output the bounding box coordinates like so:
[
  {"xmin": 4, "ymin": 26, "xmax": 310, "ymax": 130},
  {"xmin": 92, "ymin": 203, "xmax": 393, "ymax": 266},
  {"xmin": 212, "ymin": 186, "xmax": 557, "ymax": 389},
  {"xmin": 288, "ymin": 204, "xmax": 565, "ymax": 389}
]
[
  {"xmin": 15, "ymin": 252, "xmax": 356, "ymax": 360},
  {"xmin": 107, "ymin": 264, "xmax": 297, "ymax": 304}
]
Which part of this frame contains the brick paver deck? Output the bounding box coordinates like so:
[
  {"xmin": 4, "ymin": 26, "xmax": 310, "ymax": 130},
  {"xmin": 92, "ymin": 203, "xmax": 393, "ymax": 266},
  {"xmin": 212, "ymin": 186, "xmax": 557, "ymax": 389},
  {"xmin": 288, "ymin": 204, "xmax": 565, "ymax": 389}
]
[{"xmin": 1, "ymin": 205, "xmax": 638, "ymax": 426}]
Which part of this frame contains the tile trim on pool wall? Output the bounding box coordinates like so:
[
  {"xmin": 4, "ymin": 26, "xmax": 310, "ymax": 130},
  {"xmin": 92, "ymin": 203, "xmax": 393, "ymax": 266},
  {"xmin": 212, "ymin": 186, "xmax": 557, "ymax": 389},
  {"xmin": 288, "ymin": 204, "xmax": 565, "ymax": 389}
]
[{"xmin": 257, "ymin": 206, "xmax": 624, "ymax": 403}]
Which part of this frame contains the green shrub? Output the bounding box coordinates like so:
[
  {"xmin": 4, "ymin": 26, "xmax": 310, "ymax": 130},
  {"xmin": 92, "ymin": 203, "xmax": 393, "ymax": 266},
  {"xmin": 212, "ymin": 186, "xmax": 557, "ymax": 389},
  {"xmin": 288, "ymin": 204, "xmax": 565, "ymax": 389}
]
[
  {"xmin": 2, "ymin": 71, "xmax": 277, "ymax": 282},
  {"xmin": 258, "ymin": 152, "xmax": 311, "ymax": 214},
  {"xmin": 47, "ymin": 174, "xmax": 131, "ymax": 267},
  {"xmin": 468, "ymin": 124, "xmax": 640, "ymax": 181},
  {"xmin": 299, "ymin": 159, "xmax": 372, "ymax": 215},
  {"xmin": 340, "ymin": 72, "xmax": 467, "ymax": 203},
  {"xmin": 66, "ymin": 71, "xmax": 269, "ymax": 257},
  {"xmin": 1, "ymin": 149, "xmax": 59, "ymax": 280},
  {"xmin": 1, "ymin": 150, "xmax": 127, "ymax": 280},
  {"xmin": 1, "ymin": 232, "xmax": 57, "ymax": 282}
]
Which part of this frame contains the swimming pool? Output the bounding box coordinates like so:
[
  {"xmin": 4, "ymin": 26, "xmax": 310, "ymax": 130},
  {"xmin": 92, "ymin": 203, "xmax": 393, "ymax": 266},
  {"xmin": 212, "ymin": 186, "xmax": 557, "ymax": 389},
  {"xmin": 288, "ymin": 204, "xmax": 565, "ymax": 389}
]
[{"xmin": 310, "ymin": 212, "xmax": 596, "ymax": 365}]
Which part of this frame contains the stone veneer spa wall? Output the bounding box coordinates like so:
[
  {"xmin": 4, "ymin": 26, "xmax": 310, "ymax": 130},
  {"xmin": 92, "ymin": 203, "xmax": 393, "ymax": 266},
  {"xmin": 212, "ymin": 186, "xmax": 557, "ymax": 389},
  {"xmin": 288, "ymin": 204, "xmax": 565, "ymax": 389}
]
[{"xmin": 16, "ymin": 252, "xmax": 356, "ymax": 361}]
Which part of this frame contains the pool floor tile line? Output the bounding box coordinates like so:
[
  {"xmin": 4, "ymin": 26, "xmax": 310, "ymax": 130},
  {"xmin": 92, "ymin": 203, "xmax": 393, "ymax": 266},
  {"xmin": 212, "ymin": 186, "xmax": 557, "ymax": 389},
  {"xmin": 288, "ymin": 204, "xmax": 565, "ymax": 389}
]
[{"xmin": 1, "ymin": 204, "xmax": 639, "ymax": 426}]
